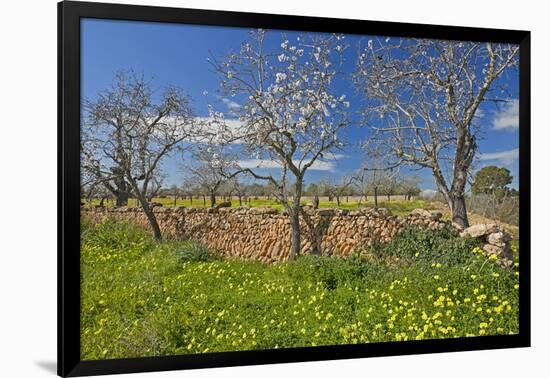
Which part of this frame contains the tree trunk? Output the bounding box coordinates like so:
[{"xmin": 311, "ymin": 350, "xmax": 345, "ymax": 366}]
[
  {"xmin": 449, "ymin": 194, "xmax": 469, "ymax": 228},
  {"xmin": 112, "ymin": 173, "xmax": 129, "ymax": 207},
  {"xmin": 238, "ymin": 195, "xmax": 242, "ymax": 206},
  {"xmin": 288, "ymin": 209, "xmax": 301, "ymax": 261},
  {"xmin": 210, "ymin": 192, "xmax": 216, "ymax": 208},
  {"xmin": 373, "ymin": 187, "xmax": 378, "ymax": 208},
  {"xmin": 312, "ymin": 195, "xmax": 319, "ymax": 209},
  {"xmin": 173, "ymin": 195, "xmax": 177, "ymax": 207},
  {"xmin": 137, "ymin": 196, "xmax": 162, "ymax": 240},
  {"xmin": 288, "ymin": 178, "xmax": 303, "ymax": 261},
  {"xmin": 387, "ymin": 194, "xmax": 391, "ymax": 201},
  {"xmin": 336, "ymin": 196, "xmax": 341, "ymax": 206}
]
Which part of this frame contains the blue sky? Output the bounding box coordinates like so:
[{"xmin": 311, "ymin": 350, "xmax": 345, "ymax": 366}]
[{"xmin": 81, "ymin": 19, "xmax": 520, "ymax": 190}]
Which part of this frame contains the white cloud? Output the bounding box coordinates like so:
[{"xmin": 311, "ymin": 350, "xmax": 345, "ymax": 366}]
[
  {"xmin": 237, "ymin": 158, "xmax": 336, "ymax": 172},
  {"xmin": 492, "ymin": 99, "xmax": 519, "ymax": 130},
  {"xmin": 221, "ymin": 97, "xmax": 241, "ymax": 111},
  {"xmin": 473, "ymin": 107, "xmax": 485, "ymax": 119},
  {"xmin": 478, "ymin": 148, "xmax": 519, "ymax": 165}
]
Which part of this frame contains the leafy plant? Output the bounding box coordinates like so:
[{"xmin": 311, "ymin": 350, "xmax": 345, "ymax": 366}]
[
  {"xmin": 371, "ymin": 226, "xmax": 482, "ymax": 266},
  {"xmin": 173, "ymin": 242, "xmax": 218, "ymax": 263}
]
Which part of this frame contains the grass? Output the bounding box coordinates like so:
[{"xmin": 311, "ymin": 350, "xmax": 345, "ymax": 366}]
[
  {"xmin": 81, "ymin": 219, "xmax": 519, "ymax": 360},
  {"xmin": 83, "ymin": 197, "xmax": 432, "ymax": 217}
]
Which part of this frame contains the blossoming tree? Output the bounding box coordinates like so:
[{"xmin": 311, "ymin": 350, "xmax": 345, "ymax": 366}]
[
  {"xmin": 211, "ymin": 30, "xmax": 351, "ymax": 259},
  {"xmin": 82, "ymin": 71, "xmax": 196, "ymax": 240},
  {"xmin": 186, "ymin": 141, "xmax": 240, "ymax": 208},
  {"xmin": 355, "ymin": 39, "xmax": 518, "ymax": 228}
]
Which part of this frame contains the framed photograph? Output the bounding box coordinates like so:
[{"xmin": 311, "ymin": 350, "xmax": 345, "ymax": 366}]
[{"xmin": 58, "ymin": 1, "xmax": 530, "ymax": 376}]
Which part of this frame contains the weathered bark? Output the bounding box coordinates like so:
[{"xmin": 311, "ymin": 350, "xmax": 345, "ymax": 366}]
[
  {"xmin": 137, "ymin": 196, "xmax": 162, "ymax": 240},
  {"xmin": 373, "ymin": 187, "xmax": 378, "ymax": 208},
  {"xmin": 449, "ymin": 194, "xmax": 468, "ymax": 229},
  {"xmin": 288, "ymin": 177, "xmax": 304, "ymax": 261},
  {"xmin": 433, "ymin": 172, "xmax": 470, "ymax": 229},
  {"xmin": 112, "ymin": 173, "xmax": 129, "ymax": 207},
  {"xmin": 209, "ymin": 192, "xmax": 216, "ymax": 208},
  {"xmin": 288, "ymin": 209, "xmax": 301, "ymax": 261},
  {"xmin": 114, "ymin": 190, "xmax": 128, "ymax": 207}
]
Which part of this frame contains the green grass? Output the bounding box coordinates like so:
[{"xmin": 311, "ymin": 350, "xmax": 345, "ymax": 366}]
[
  {"xmin": 83, "ymin": 197, "xmax": 432, "ymax": 216},
  {"xmin": 81, "ymin": 219, "xmax": 519, "ymax": 360},
  {"xmin": 301, "ymin": 199, "xmax": 431, "ymax": 216}
]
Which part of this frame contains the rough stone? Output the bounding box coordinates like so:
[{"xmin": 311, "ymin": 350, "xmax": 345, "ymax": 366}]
[
  {"xmin": 82, "ymin": 206, "xmax": 512, "ymax": 264},
  {"xmin": 316, "ymin": 208, "xmax": 336, "ymax": 216},
  {"xmin": 460, "ymin": 224, "xmax": 499, "ymax": 238},
  {"xmin": 487, "ymin": 231, "xmax": 511, "ymax": 246},
  {"xmin": 410, "ymin": 208, "xmax": 432, "ymax": 218},
  {"xmin": 429, "ymin": 210, "xmax": 443, "ymax": 220}
]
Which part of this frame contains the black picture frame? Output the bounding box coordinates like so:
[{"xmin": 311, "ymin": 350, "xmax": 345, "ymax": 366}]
[{"xmin": 58, "ymin": 1, "xmax": 531, "ymax": 376}]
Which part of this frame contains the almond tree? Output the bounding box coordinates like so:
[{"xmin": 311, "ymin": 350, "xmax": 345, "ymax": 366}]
[
  {"xmin": 229, "ymin": 177, "xmax": 248, "ymax": 206},
  {"xmin": 211, "ymin": 30, "xmax": 350, "ymax": 259},
  {"xmin": 319, "ymin": 176, "xmax": 354, "ymax": 206},
  {"xmin": 400, "ymin": 175, "xmax": 421, "ymax": 200},
  {"xmin": 82, "ymin": 71, "xmax": 196, "ymax": 239},
  {"xmin": 355, "ymin": 38, "xmax": 518, "ymax": 228},
  {"xmin": 354, "ymin": 145, "xmax": 398, "ymax": 208},
  {"xmin": 186, "ymin": 142, "xmax": 239, "ymax": 208}
]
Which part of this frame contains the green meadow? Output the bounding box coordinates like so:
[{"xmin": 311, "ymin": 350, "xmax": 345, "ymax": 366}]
[{"xmin": 81, "ymin": 219, "xmax": 519, "ymax": 360}]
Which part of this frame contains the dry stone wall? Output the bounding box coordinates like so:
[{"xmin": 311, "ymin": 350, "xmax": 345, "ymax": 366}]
[{"xmin": 83, "ymin": 206, "xmax": 512, "ymax": 264}]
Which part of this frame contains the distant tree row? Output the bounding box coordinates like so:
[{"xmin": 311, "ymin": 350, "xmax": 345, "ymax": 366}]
[{"xmin": 305, "ymin": 174, "xmax": 421, "ymax": 207}]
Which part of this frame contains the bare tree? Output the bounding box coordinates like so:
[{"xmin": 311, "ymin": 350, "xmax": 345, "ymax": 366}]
[
  {"xmin": 145, "ymin": 174, "xmax": 164, "ymax": 203},
  {"xmin": 211, "ymin": 30, "xmax": 351, "ymax": 259},
  {"xmin": 400, "ymin": 175, "xmax": 422, "ymax": 200},
  {"xmin": 355, "ymin": 146, "xmax": 398, "ymax": 208},
  {"xmin": 379, "ymin": 174, "xmax": 400, "ymax": 201},
  {"xmin": 180, "ymin": 176, "xmax": 202, "ymax": 206},
  {"xmin": 229, "ymin": 177, "xmax": 248, "ymax": 206},
  {"xmin": 355, "ymin": 38, "xmax": 518, "ymax": 228},
  {"xmin": 186, "ymin": 142, "xmax": 238, "ymax": 208},
  {"xmin": 167, "ymin": 184, "xmax": 180, "ymax": 207},
  {"xmin": 82, "ymin": 71, "xmax": 196, "ymax": 239},
  {"xmin": 319, "ymin": 176, "xmax": 354, "ymax": 206}
]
